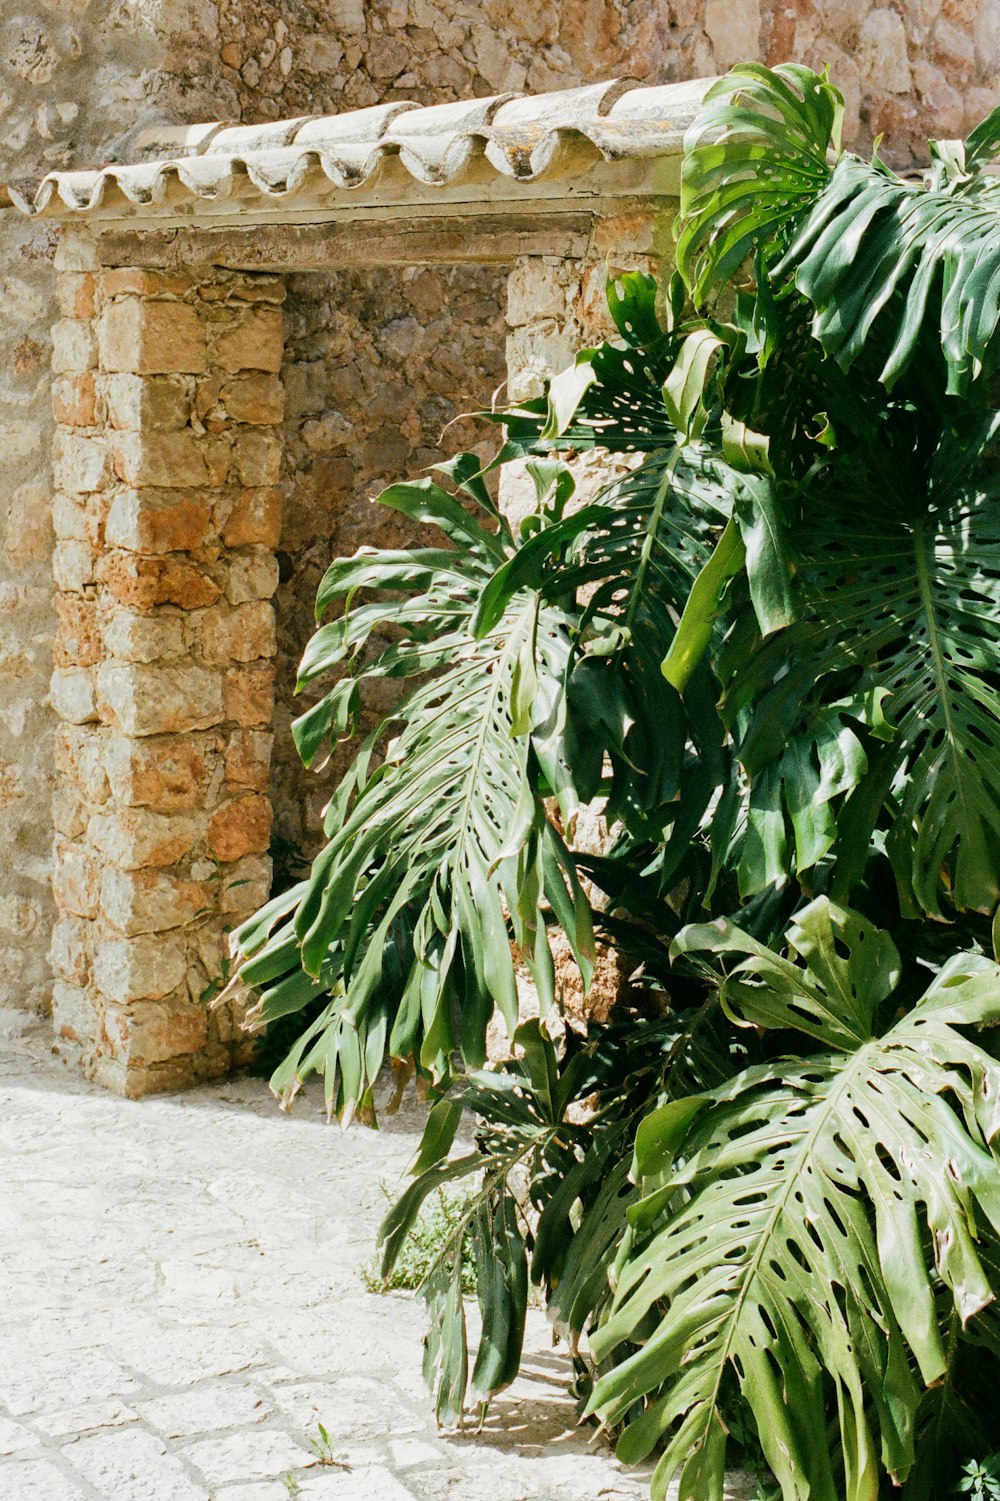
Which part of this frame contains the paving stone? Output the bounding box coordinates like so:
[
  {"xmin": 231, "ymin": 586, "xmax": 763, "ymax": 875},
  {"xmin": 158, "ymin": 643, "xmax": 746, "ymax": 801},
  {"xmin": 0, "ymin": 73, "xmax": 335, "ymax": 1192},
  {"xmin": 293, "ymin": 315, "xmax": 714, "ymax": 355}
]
[
  {"xmin": 180, "ymin": 1429, "xmax": 316, "ymax": 1485},
  {"xmin": 0, "ymin": 1413, "xmax": 42, "ymax": 1455},
  {"xmin": 34, "ymin": 1400, "xmax": 139, "ymax": 1438},
  {"xmin": 138, "ymin": 1383, "xmax": 271, "ymax": 1439},
  {"xmin": 108, "ymin": 1325, "xmax": 269, "ymax": 1386},
  {"xmin": 389, "ymin": 1436, "xmax": 447, "ymax": 1468},
  {"xmin": 270, "ymin": 1379, "xmax": 422, "ymax": 1441},
  {"xmin": 214, "ymin": 1486, "xmax": 291, "ymax": 1501},
  {"xmin": 64, "ymin": 1428, "xmax": 208, "ymax": 1500},
  {"xmin": 0, "ymin": 1350, "xmax": 141, "ymax": 1416},
  {"xmin": 0, "ymin": 1455, "xmax": 94, "ymax": 1500},
  {"xmin": 298, "ymin": 1466, "xmax": 418, "ymax": 1501}
]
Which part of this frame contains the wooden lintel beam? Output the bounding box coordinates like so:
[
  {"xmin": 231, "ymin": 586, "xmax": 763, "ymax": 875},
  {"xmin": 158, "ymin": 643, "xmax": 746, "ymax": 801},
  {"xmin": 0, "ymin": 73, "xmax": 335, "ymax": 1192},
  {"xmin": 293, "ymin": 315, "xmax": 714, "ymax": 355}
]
[{"xmin": 95, "ymin": 213, "xmax": 596, "ymax": 271}]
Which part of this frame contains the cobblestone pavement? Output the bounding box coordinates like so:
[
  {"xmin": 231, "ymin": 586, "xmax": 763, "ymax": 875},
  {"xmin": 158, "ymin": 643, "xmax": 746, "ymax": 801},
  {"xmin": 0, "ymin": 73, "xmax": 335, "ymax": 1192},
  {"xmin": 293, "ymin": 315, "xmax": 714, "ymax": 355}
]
[{"xmin": 0, "ymin": 1025, "xmax": 656, "ymax": 1501}]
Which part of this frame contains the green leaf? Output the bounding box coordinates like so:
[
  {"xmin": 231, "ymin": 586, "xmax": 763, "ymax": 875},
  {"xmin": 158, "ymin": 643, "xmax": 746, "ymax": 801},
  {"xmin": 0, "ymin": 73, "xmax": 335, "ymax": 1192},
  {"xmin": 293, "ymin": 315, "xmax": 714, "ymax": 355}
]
[
  {"xmin": 542, "ymin": 354, "xmax": 600, "ymax": 439},
  {"xmin": 727, "ymin": 419, "xmax": 1000, "ymax": 916},
  {"xmin": 378, "ymin": 1152, "xmax": 483, "ymax": 1278},
  {"xmin": 677, "ymin": 63, "xmax": 842, "ymax": 305},
  {"xmin": 590, "ymin": 917, "xmax": 1000, "ymax": 1501},
  {"xmin": 409, "ymin": 1098, "xmax": 464, "ymax": 1177},
  {"xmin": 662, "ymin": 329, "xmax": 725, "ymax": 440},
  {"xmin": 731, "ymin": 472, "xmax": 794, "ymax": 636},
  {"xmin": 662, "ymin": 516, "xmax": 745, "ymax": 691},
  {"xmin": 291, "ymin": 680, "xmax": 359, "ymax": 768}
]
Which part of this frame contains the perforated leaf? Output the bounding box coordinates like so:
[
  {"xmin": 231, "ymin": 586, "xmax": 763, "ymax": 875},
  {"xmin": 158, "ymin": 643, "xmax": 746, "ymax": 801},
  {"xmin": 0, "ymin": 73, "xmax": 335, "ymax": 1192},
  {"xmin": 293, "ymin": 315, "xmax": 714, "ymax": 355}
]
[
  {"xmin": 725, "ymin": 413, "xmax": 1000, "ymax": 916},
  {"xmin": 590, "ymin": 902, "xmax": 1000, "ymax": 1501},
  {"xmin": 228, "ymin": 463, "xmax": 594, "ymax": 1121}
]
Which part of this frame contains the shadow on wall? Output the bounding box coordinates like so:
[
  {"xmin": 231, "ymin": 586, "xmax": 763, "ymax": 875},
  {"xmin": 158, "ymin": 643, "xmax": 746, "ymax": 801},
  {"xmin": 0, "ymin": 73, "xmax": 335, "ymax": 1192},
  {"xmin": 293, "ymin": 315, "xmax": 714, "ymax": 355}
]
[{"xmin": 271, "ymin": 262, "xmax": 508, "ymax": 868}]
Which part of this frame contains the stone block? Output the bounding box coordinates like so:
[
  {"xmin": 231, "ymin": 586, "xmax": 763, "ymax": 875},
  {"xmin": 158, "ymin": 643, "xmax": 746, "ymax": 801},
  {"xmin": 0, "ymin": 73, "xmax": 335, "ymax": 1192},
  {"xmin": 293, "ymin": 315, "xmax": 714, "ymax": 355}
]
[
  {"xmin": 111, "ymin": 431, "xmax": 220, "ymax": 489},
  {"xmin": 51, "ymin": 979, "xmax": 95, "ymax": 1046},
  {"xmin": 212, "ymin": 307, "xmax": 284, "ymax": 373},
  {"xmin": 52, "ymin": 372, "xmax": 98, "ymax": 427},
  {"xmin": 704, "ymin": 0, "xmax": 761, "ymax": 70},
  {"xmin": 104, "ymin": 996, "xmax": 209, "ymax": 1065},
  {"xmin": 104, "ymin": 374, "xmax": 193, "ymax": 432},
  {"xmin": 49, "ymin": 916, "xmax": 91, "ymax": 985},
  {"xmin": 96, "ymin": 662, "xmax": 225, "ymax": 736},
  {"xmin": 505, "ymin": 321, "xmax": 578, "ymax": 401},
  {"xmin": 207, "ymin": 793, "xmax": 272, "ymax": 861},
  {"xmin": 102, "ymin": 269, "xmax": 194, "ymax": 298},
  {"xmin": 98, "ymin": 299, "xmax": 208, "ymax": 375},
  {"xmin": 50, "ymin": 667, "xmax": 97, "ymax": 724},
  {"xmin": 54, "ymin": 724, "xmax": 110, "ymax": 803},
  {"xmin": 53, "ymin": 540, "xmax": 97, "ymax": 592},
  {"xmin": 223, "ymin": 663, "xmax": 274, "ymax": 727},
  {"xmin": 857, "ymin": 7, "xmax": 912, "ymax": 91},
  {"xmin": 57, "ymin": 273, "xmax": 97, "ymax": 320},
  {"xmin": 103, "ymin": 734, "xmax": 212, "ymax": 812},
  {"xmin": 100, "ymin": 868, "xmax": 214, "ymax": 935},
  {"xmin": 101, "ymin": 606, "xmax": 185, "ymax": 664},
  {"xmin": 590, "ymin": 209, "xmax": 657, "ymax": 259},
  {"xmin": 220, "ymin": 487, "xmax": 281, "ymax": 548},
  {"xmin": 218, "ymin": 373, "xmax": 284, "ymax": 424},
  {"xmin": 52, "ymin": 493, "xmax": 89, "ymax": 543},
  {"xmin": 224, "ymin": 550, "xmax": 280, "ymax": 604},
  {"xmin": 51, "ymin": 318, "xmax": 96, "ymax": 374},
  {"xmin": 199, "ymin": 602, "xmax": 276, "ymax": 665},
  {"xmin": 55, "ymin": 595, "xmax": 101, "ymax": 668},
  {"xmin": 88, "ymin": 807, "xmax": 199, "ymax": 870},
  {"xmin": 53, "ymin": 431, "xmax": 108, "ymax": 494},
  {"xmin": 232, "ymin": 430, "xmax": 282, "ymax": 487},
  {"xmin": 220, "ymin": 854, "xmax": 272, "ymax": 917},
  {"xmin": 52, "ymin": 838, "xmax": 100, "ymax": 919},
  {"xmin": 94, "ymin": 934, "xmax": 189, "ymax": 1002},
  {"xmin": 105, "ymin": 489, "xmax": 212, "ymax": 553},
  {"xmin": 97, "ymin": 552, "xmax": 221, "ymax": 610},
  {"xmin": 5, "ymin": 478, "xmax": 52, "ymax": 563},
  {"xmin": 506, "ymin": 259, "xmax": 570, "ymax": 327},
  {"xmin": 54, "ymin": 232, "xmax": 98, "ymax": 273},
  {"xmin": 52, "ymin": 782, "xmax": 88, "ymax": 839},
  {"xmin": 224, "ymin": 729, "xmax": 272, "ymax": 790}
]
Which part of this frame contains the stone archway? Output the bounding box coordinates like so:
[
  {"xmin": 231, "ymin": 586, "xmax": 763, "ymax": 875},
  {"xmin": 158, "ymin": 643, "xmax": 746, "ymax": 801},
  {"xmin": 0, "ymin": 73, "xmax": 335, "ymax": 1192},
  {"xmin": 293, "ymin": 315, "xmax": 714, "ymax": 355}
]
[{"xmin": 25, "ymin": 79, "xmax": 703, "ymax": 1093}]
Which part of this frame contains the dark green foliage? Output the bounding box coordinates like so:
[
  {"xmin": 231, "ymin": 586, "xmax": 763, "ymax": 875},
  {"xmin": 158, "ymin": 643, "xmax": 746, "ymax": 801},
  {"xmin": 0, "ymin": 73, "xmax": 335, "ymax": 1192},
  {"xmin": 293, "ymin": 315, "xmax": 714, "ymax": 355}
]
[
  {"xmin": 361, "ymin": 1183, "xmax": 477, "ymax": 1296},
  {"xmin": 232, "ymin": 63, "xmax": 1000, "ymax": 1501}
]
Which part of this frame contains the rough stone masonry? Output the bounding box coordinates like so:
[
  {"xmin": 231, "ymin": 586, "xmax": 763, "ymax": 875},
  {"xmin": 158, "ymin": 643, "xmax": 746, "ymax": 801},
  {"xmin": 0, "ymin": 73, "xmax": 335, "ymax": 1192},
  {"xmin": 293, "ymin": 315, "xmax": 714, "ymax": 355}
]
[
  {"xmin": 49, "ymin": 250, "xmax": 285, "ymax": 1094},
  {"xmin": 0, "ymin": 1, "xmax": 998, "ymax": 1084}
]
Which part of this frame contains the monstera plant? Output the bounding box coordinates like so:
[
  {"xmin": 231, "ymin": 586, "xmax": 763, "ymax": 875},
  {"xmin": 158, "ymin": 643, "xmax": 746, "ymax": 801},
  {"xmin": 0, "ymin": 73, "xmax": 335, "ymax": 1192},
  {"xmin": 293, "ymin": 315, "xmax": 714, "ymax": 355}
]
[{"xmin": 227, "ymin": 65, "xmax": 1000, "ymax": 1501}]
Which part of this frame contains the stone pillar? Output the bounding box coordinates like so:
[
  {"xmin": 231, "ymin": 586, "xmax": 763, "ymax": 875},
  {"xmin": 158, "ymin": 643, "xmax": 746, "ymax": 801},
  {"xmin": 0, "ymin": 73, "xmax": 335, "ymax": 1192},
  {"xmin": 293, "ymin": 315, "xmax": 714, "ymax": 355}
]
[
  {"xmin": 48, "ymin": 234, "xmax": 285, "ymax": 1096},
  {"xmin": 502, "ymin": 208, "xmax": 665, "ymax": 1023},
  {"xmin": 502, "ymin": 205, "xmax": 663, "ymax": 526}
]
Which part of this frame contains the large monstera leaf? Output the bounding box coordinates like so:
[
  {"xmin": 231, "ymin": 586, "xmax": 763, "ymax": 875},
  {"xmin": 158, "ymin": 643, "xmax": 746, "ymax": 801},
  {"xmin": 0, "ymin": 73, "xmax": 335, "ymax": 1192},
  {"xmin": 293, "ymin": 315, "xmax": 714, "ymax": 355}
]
[
  {"xmin": 228, "ymin": 466, "xmax": 594, "ymax": 1121},
  {"xmin": 679, "ymin": 61, "xmax": 1000, "ymax": 396},
  {"xmin": 474, "ymin": 439, "xmax": 742, "ymax": 885},
  {"xmin": 588, "ymin": 899, "xmax": 1000, "ymax": 1501},
  {"xmin": 677, "ymin": 63, "xmax": 843, "ymax": 305},
  {"xmin": 726, "ymin": 412, "xmax": 1000, "ymax": 917}
]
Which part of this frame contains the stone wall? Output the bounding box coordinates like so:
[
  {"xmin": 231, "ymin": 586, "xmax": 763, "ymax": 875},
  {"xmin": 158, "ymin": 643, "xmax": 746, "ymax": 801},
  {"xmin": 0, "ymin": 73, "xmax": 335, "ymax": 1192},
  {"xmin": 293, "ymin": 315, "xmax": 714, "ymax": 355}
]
[
  {"xmin": 1, "ymin": 0, "xmax": 998, "ymax": 1034},
  {"xmin": 273, "ymin": 264, "xmax": 506, "ymax": 861}
]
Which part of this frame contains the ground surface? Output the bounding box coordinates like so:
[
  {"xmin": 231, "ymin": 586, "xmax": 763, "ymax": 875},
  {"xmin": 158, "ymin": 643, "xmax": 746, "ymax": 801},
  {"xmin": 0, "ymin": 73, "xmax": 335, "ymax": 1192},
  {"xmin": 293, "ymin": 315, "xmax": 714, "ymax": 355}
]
[{"xmin": 0, "ymin": 1025, "xmax": 662, "ymax": 1501}]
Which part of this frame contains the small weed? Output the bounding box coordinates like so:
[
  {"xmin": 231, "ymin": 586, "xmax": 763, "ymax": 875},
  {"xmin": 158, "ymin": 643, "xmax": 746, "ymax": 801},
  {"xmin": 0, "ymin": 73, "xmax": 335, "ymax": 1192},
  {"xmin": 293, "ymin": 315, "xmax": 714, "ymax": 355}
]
[
  {"xmin": 309, "ymin": 1421, "xmax": 350, "ymax": 1469},
  {"xmin": 283, "ymin": 1476, "xmax": 300, "ymax": 1498},
  {"xmin": 361, "ymin": 1181, "xmax": 477, "ymax": 1295},
  {"xmin": 956, "ymin": 1456, "xmax": 1000, "ymax": 1499}
]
